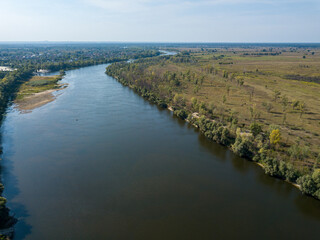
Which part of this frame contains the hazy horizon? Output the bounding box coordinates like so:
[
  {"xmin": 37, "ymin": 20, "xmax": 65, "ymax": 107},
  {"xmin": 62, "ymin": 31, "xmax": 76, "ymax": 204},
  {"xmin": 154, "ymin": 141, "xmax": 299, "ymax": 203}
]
[{"xmin": 1, "ymin": 0, "xmax": 319, "ymax": 42}]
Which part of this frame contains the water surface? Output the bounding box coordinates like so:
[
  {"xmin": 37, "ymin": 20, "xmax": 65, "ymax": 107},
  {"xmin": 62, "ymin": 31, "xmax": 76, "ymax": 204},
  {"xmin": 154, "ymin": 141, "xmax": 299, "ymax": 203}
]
[{"xmin": 1, "ymin": 64, "xmax": 320, "ymax": 240}]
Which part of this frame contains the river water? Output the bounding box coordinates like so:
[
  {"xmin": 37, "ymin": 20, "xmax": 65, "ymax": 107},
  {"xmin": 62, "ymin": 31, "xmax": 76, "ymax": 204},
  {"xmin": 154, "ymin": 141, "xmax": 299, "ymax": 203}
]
[{"xmin": 1, "ymin": 64, "xmax": 320, "ymax": 239}]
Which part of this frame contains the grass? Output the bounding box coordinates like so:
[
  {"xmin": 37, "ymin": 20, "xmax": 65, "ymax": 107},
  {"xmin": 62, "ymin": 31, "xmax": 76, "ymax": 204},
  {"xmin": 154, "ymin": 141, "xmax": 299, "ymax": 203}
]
[
  {"xmin": 138, "ymin": 47, "xmax": 320, "ymax": 168},
  {"xmin": 16, "ymin": 75, "xmax": 62, "ymax": 100}
]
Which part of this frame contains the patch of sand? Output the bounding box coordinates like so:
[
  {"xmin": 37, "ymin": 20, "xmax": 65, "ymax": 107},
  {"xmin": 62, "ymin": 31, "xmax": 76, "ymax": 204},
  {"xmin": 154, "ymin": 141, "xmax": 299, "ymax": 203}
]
[{"xmin": 15, "ymin": 87, "xmax": 65, "ymax": 112}]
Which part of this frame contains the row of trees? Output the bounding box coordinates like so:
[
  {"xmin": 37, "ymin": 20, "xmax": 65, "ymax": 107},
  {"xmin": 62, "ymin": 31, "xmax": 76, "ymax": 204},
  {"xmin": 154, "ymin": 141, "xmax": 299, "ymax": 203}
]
[{"xmin": 105, "ymin": 54, "xmax": 320, "ymax": 200}]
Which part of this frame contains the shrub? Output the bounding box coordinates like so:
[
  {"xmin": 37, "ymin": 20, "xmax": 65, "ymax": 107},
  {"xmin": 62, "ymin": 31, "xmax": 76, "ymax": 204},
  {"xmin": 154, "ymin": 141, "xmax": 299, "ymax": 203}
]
[
  {"xmin": 220, "ymin": 128, "xmax": 233, "ymax": 146},
  {"xmin": 232, "ymin": 136, "xmax": 254, "ymax": 158},
  {"xmin": 263, "ymin": 157, "xmax": 281, "ymax": 177},
  {"xmin": 297, "ymin": 175, "xmax": 317, "ymax": 195},
  {"xmin": 173, "ymin": 94, "xmax": 186, "ymax": 108},
  {"xmin": 174, "ymin": 109, "xmax": 188, "ymax": 120},
  {"xmin": 213, "ymin": 126, "xmax": 223, "ymax": 143},
  {"xmin": 158, "ymin": 101, "xmax": 168, "ymax": 108},
  {"xmin": 268, "ymin": 124, "xmax": 280, "ymax": 135},
  {"xmin": 250, "ymin": 122, "xmax": 262, "ymax": 137},
  {"xmin": 312, "ymin": 169, "xmax": 320, "ymax": 188},
  {"xmin": 288, "ymin": 144, "xmax": 310, "ymax": 161},
  {"xmin": 269, "ymin": 129, "xmax": 281, "ymax": 146},
  {"xmin": 314, "ymin": 190, "xmax": 320, "ymax": 200},
  {"xmin": 285, "ymin": 163, "xmax": 300, "ymax": 182}
]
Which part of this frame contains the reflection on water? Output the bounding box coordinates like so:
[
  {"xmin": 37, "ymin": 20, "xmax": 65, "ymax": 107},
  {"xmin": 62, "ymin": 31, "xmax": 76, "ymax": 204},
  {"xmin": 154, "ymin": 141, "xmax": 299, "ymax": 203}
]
[{"xmin": 1, "ymin": 64, "xmax": 320, "ymax": 240}]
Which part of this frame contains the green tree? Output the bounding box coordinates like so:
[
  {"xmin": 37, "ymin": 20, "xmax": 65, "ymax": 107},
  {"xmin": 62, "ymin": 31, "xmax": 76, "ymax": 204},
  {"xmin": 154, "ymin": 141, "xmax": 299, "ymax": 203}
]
[
  {"xmin": 281, "ymin": 95, "xmax": 289, "ymax": 112},
  {"xmin": 173, "ymin": 94, "xmax": 186, "ymax": 108},
  {"xmin": 262, "ymin": 102, "xmax": 273, "ymax": 113},
  {"xmin": 274, "ymin": 90, "xmax": 281, "ymax": 102},
  {"xmin": 222, "ymin": 95, "xmax": 227, "ymax": 104},
  {"xmin": 250, "ymin": 122, "xmax": 262, "ymax": 137},
  {"xmin": 298, "ymin": 101, "xmax": 306, "ymax": 119}
]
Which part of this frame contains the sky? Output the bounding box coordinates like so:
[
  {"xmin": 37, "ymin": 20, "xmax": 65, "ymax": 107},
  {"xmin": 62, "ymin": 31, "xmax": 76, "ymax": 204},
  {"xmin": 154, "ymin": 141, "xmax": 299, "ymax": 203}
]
[{"xmin": 0, "ymin": 0, "xmax": 319, "ymax": 42}]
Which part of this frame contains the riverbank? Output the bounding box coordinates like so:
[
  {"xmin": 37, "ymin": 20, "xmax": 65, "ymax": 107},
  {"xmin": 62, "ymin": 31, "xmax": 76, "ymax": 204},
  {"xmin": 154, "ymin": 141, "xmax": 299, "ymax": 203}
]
[
  {"xmin": 1, "ymin": 62, "xmax": 319, "ymax": 239},
  {"xmin": 14, "ymin": 74, "xmax": 66, "ymax": 112},
  {"xmin": 105, "ymin": 55, "xmax": 320, "ymax": 201},
  {"xmin": 0, "ymin": 74, "xmax": 65, "ymax": 238},
  {"xmin": 0, "ymin": 49, "xmax": 164, "ymax": 239}
]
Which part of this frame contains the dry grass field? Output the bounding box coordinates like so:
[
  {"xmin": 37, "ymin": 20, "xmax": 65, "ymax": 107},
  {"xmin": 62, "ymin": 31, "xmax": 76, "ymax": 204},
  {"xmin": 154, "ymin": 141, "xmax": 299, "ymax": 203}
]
[{"xmin": 146, "ymin": 47, "xmax": 320, "ymax": 167}]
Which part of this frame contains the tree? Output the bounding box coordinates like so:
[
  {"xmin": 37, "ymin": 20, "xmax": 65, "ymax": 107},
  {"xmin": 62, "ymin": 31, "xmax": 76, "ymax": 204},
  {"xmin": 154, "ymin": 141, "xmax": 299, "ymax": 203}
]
[
  {"xmin": 249, "ymin": 104, "xmax": 260, "ymax": 121},
  {"xmin": 237, "ymin": 78, "xmax": 244, "ymax": 86},
  {"xmin": 232, "ymin": 135, "xmax": 254, "ymax": 158},
  {"xmin": 281, "ymin": 95, "xmax": 288, "ymax": 112},
  {"xmin": 191, "ymin": 97, "xmax": 198, "ymax": 111},
  {"xmin": 288, "ymin": 144, "xmax": 310, "ymax": 161},
  {"xmin": 173, "ymin": 94, "xmax": 186, "ymax": 108},
  {"xmin": 292, "ymin": 100, "xmax": 300, "ymax": 110},
  {"xmin": 298, "ymin": 101, "xmax": 306, "ymax": 119},
  {"xmin": 282, "ymin": 113, "xmax": 287, "ymax": 125},
  {"xmin": 226, "ymin": 85, "xmax": 231, "ymax": 96},
  {"xmin": 298, "ymin": 175, "xmax": 316, "ymax": 195},
  {"xmin": 262, "ymin": 102, "xmax": 273, "ymax": 113},
  {"xmin": 222, "ymin": 95, "xmax": 227, "ymax": 104},
  {"xmin": 250, "ymin": 122, "xmax": 262, "ymax": 137},
  {"xmin": 274, "ymin": 90, "xmax": 281, "ymax": 102},
  {"xmin": 314, "ymin": 153, "xmax": 320, "ymax": 170},
  {"xmin": 269, "ymin": 129, "xmax": 281, "ymax": 146}
]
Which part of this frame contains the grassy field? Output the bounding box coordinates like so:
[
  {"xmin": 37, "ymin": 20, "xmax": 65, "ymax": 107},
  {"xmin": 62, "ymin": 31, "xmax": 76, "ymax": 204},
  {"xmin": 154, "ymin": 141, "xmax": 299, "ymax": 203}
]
[
  {"xmin": 108, "ymin": 47, "xmax": 320, "ymax": 171},
  {"xmin": 153, "ymin": 48, "xmax": 320, "ymax": 160},
  {"xmin": 15, "ymin": 75, "xmax": 62, "ymax": 100}
]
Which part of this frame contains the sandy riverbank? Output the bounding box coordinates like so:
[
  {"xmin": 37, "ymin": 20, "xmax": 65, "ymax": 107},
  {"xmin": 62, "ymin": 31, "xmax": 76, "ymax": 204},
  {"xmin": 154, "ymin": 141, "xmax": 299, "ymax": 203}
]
[{"xmin": 15, "ymin": 87, "xmax": 65, "ymax": 112}]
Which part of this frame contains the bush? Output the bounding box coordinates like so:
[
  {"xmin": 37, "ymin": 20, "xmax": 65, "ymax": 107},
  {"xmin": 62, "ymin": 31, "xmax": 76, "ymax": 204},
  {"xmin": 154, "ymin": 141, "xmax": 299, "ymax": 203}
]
[
  {"xmin": 220, "ymin": 128, "xmax": 233, "ymax": 146},
  {"xmin": 312, "ymin": 169, "xmax": 320, "ymax": 188},
  {"xmin": 174, "ymin": 109, "xmax": 188, "ymax": 120},
  {"xmin": 285, "ymin": 163, "xmax": 300, "ymax": 182},
  {"xmin": 314, "ymin": 190, "xmax": 320, "ymax": 200},
  {"xmin": 250, "ymin": 122, "xmax": 262, "ymax": 137},
  {"xmin": 263, "ymin": 157, "xmax": 280, "ymax": 177},
  {"xmin": 297, "ymin": 175, "xmax": 317, "ymax": 195},
  {"xmin": 232, "ymin": 136, "xmax": 254, "ymax": 158},
  {"xmin": 158, "ymin": 101, "xmax": 167, "ymax": 108},
  {"xmin": 269, "ymin": 129, "xmax": 281, "ymax": 146},
  {"xmin": 288, "ymin": 144, "xmax": 310, "ymax": 161}
]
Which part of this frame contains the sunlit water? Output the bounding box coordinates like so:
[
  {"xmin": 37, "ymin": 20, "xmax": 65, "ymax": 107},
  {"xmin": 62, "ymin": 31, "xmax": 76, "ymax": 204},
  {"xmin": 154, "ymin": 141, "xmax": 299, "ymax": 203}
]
[{"xmin": 1, "ymin": 64, "xmax": 320, "ymax": 240}]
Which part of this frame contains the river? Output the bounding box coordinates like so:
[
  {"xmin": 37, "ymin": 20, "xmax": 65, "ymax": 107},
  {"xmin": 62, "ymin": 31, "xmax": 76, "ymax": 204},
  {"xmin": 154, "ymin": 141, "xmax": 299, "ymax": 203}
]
[{"xmin": 1, "ymin": 63, "xmax": 320, "ymax": 239}]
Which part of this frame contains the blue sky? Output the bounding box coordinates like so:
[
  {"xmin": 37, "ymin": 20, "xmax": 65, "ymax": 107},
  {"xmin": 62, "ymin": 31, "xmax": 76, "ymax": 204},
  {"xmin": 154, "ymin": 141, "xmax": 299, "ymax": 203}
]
[{"xmin": 0, "ymin": 0, "xmax": 319, "ymax": 42}]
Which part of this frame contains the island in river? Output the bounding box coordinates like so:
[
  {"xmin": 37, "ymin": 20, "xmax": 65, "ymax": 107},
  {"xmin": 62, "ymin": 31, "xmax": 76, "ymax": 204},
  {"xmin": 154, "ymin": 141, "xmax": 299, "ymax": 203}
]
[
  {"xmin": 14, "ymin": 74, "xmax": 66, "ymax": 112},
  {"xmin": 1, "ymin": 43, "xmax": 320, "ymax": 240}
]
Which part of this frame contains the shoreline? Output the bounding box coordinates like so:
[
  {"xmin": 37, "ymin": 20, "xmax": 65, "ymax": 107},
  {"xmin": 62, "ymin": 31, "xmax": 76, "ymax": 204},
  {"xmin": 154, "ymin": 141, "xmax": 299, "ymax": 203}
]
[
  {"xmin": 14, "ymin": 85, "xmax": 67, "ymax": 112},
  {"xmin": 0, "ymin": 53, "xmax": 164, "ymax": 238},
  {"xmin": 110, "ymin": 74, "xmax": 313, "ymax": 200}
]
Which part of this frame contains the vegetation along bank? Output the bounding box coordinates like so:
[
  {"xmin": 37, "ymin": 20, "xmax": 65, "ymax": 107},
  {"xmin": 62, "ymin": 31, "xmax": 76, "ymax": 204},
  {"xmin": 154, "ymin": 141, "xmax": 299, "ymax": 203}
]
[
  {"xmin": 106, "ymin": 47, "xmax": 320, "ymax": 201},
  {"xmin": 0, "ymin": 46, "xmax": 161, "ymax": 238}
]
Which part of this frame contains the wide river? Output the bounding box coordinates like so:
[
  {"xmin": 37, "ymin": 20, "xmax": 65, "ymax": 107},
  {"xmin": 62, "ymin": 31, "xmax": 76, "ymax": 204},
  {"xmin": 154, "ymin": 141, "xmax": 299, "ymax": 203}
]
[{"xmin": 1, "ymin": 63, "xmax": 320, "ymax": 239}]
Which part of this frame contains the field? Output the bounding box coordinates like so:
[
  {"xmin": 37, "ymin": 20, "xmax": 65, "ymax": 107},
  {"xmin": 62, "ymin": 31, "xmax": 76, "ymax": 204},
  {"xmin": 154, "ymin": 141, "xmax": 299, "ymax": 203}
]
[
  {"xmin": 108, "ymin": 46, "xmax": 320, "ymax": 171},
  {"xmin": 164, "ymin": 49, "xmax": 319, "ymax": 155},
  {"xmin": 15, "ymin": 75, "xmax": 63, "ymax": 100}
]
